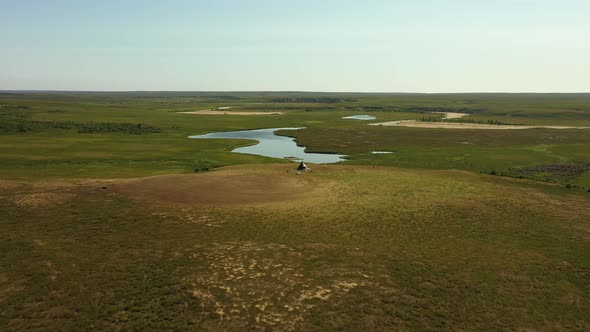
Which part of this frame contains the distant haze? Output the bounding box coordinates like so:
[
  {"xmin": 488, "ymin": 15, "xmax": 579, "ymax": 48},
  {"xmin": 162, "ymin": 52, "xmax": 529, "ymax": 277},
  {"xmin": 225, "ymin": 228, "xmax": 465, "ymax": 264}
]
[{"xmin": 1, "ymin": 0, "xmax": 589, "ymax": 92}]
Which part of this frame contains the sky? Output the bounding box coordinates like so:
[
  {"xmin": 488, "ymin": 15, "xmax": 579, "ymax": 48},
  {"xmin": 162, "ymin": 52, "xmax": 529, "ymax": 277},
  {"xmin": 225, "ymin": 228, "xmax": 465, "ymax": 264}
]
[{"xmin": 1, "ymin": 0, "xmax": 589, "ymax": 92}]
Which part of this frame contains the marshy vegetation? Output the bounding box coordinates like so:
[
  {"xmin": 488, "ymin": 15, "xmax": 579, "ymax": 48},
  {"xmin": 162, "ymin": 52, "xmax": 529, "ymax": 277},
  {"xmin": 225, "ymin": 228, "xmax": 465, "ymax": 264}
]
[{"xmin": 419, "ymin": 115, "xmax": 519, "ymax": 126}]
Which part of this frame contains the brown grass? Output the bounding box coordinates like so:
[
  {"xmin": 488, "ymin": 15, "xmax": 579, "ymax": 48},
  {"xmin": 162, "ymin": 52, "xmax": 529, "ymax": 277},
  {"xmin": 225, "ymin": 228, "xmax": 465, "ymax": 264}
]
[{"xmin": 112, "ymin": 165, "xmax": 333, "ymax": 206}]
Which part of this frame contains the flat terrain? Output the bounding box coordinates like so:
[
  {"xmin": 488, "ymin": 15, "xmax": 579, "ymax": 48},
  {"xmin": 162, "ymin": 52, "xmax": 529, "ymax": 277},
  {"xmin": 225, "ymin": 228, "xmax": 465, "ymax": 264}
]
[
  {"xmin": 372, "ymin": 121, "xmax": 590, "ymax": 129},
  {"xmin": 2, "ymin": 92, "xmax": 590, "ymax": 186},
  {"xmin": 179, "ymin": 110, "xmax": 284, "ymax": 115},
  {"xmin": 372, "ymin": 111, "xmax": 590, "ymax": 129},
  {"xmin": 114, "ymin": 166, "xmax": 332, "ymax": 206},
  {"xmin": 1, "ymin": 92, "xmax": 590, "ymax": 330}
]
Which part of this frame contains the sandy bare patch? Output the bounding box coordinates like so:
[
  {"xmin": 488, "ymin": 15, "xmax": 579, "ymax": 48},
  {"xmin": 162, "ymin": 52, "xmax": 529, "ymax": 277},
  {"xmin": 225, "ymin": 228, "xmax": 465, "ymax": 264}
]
[
  {"xmin": 179, "ymin": 110, "xmax": 283, "ymax": 116},
  {"xmin": 432, "ymin": 112, "xmax": 469, "ymax": 120},
  {"xmin": 150, "ymin": 211, "xmax": 226, "ymax": 227},
  {"xmin": 370, "ymin": 121, "xmax": 590, "ymax": 130},
  {"xmin": 372, "ymin": 111, "xmax": 590, "ymax": 129},
  {"xmin": 113, "ymin": 165, "xmax": 334, "ymax": 207},
  {"xmin": 1, "ymin": 179, "xmax": 103, "ymax": 209},
  {"xmin": 12, "ymin": 192, "xmax": 74, "ymax": 208}
]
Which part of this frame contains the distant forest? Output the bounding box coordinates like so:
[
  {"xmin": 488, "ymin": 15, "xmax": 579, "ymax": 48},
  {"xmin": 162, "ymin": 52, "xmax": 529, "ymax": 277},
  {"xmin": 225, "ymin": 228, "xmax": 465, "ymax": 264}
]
[{"xmin": 269, "ymin": 97, "xmax": 349, "ymax": 103}]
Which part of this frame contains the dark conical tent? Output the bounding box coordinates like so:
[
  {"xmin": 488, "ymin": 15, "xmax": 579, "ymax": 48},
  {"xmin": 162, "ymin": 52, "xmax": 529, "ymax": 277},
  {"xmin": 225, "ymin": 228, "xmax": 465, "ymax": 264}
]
[{"xmin": 296, "ymin": 161, "xmax": 310, "ymax": 171}]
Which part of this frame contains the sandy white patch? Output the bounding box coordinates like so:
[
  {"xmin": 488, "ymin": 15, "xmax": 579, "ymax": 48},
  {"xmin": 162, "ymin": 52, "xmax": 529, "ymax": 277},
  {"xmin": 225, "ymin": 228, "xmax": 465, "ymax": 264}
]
[
  {"xmin": 372, "ymin": 112, "xmax": 590, "ymax": 130},
  {"xmin": 179, "ymin": 110, "xmax": 283, "ymax": 115},
  {"xmin": 370, "ymin": 121, "xmax": 590, "ymax": 130}
]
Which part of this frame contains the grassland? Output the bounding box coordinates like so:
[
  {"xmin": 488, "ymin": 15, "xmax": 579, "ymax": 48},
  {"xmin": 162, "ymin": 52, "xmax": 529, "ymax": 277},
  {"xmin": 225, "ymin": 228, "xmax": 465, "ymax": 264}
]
[
  {"xmin": 2, "ymin": 165, "xmax": 590, "ymax": 330},
  {"xmin": 1, "ymin": 92, "xmax": 590, "ymax": 330},
  {"xmin": 2, "ymin": 92, "xmax": 590, "ymax": 186}
]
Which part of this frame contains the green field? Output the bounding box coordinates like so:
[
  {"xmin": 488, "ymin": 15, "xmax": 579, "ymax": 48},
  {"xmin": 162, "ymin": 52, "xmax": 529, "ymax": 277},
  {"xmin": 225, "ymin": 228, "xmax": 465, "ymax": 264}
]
[
  {"xmin": 1, "ymin": 92, "xmax": 590, "ymax": 330},
  {"xmin": 2, "ymin": 92, "xmax": 590, "ymax": 186}
]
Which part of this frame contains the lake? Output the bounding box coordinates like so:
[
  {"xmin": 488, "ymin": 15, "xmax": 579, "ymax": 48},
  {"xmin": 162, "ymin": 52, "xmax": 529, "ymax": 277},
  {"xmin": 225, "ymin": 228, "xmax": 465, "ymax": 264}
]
[{"xmin": 189, "ymin": 128, "xmax": 347, "ymax": 164}]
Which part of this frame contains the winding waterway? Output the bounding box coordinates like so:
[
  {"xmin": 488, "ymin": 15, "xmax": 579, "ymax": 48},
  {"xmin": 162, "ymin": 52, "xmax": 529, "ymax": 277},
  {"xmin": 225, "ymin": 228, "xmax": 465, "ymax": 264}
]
[{"xmin": 189, "ymin": 128, "xmax": 347, "ymax": 164}]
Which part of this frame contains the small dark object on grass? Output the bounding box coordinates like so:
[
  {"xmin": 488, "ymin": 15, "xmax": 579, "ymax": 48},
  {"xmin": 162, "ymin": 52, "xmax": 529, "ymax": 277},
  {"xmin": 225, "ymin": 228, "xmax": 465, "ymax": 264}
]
[
  {"xmin": 101, "ymin": 186, "xmax": 107, "ymax": 190},
  {"xmin": 296, "ymin": 162, "xmax": 310, "ymax": 172}
]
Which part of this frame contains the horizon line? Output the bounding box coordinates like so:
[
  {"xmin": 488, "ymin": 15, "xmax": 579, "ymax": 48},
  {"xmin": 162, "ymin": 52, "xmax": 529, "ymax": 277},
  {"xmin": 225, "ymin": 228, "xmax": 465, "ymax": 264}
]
[{"xmin": 1, "ymin": 90, "xmax": 590, "ymax": 95}]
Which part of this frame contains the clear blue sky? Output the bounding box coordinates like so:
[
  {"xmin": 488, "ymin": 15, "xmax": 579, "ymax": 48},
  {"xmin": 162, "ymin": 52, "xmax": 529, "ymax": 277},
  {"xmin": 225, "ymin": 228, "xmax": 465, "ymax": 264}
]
[{"xmin": 1, "ymin": 0, "xmax": 588, "ymax": 92}]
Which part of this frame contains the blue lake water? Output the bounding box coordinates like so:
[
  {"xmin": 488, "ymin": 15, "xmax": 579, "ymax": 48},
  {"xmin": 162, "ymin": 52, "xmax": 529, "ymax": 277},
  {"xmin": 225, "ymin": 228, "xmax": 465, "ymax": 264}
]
[
  {"xmin": 189, "ymin": 128, "xmax": 347, "ymax": 164},
  {"xmin": 342, "ymin": 114, "xmax": 376, "ymax": 120}
]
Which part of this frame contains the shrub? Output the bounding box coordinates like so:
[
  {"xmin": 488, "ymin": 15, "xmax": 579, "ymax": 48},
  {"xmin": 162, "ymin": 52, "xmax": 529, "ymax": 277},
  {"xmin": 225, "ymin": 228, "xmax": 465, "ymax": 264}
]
[{"xmin": 0, "ymin": 118, "xmax": 161, "ymax": 134}]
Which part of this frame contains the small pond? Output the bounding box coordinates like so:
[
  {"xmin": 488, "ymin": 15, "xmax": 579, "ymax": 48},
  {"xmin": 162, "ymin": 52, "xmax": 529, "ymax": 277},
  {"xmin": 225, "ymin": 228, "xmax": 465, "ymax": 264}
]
[
  {"xmin": 342, "ymin": 114, "xmax": 376, "ymax": 120},
  {"xmin": 372, "ymin": 151, "xmax": 393, "ymax": 154},
  {"xmin": 189, "ymin": 128, "xmax": 347, "ymax": 164}
]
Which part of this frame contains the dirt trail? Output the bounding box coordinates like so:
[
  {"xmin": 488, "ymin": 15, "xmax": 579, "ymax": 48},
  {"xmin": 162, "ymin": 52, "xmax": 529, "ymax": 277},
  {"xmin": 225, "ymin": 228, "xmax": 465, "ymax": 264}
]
[{"xmin": 371, "ymin": 112, "xmax": 590, "ymax": 130}]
